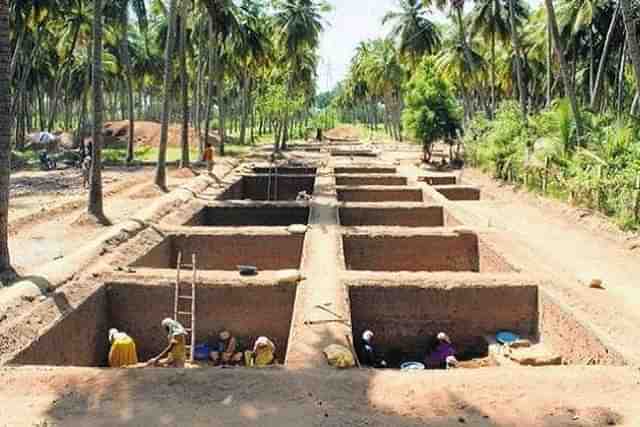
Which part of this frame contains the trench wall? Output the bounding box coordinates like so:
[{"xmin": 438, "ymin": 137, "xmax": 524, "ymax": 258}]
[
  {"xmin": 539, "ymin": 290, "xmax": 625, "ymax": 365},
  {"xmin": 10, "ymin": 286, "xmax": 110, "ymax": 366},
  {"xmin": 335, "ymin": 176, "xmax": 407, "ymax": 187},
  {"xmin": 252, "ymin": 167, "xmax": 317, "ymax": 175},
  {"xmin": 420, "ymin": 176, "xmax": 457, "ymax": 186},
  {"xmin": 334, "ymin": 167, "xmax": 396, "ymax": 174},
  {"xmin": 337, "ymin": 188, "xmax": 424, "ymax": 203},
  {"xmin": 131, "ymin": 234, "xmax": 305, "ymax": 271},
  {"xmin": 219, "ymin": 176, "xmax": 316, "ymax": 201},
  {"xmin": 339, "ymin": 206, "xmax": 445, "ymax": 227},
  {"xmin": 436, "ymin": 186, "xmax": 481, "ymax": 201},
  {"xmin": 349, "ymin": 284, "xmax": 538, "ymax": 360},
  {"xmin": 108, "ymin": 282, "xmax": 296, "ymax": 362},
  {"xmin": 186, "ymin": 206, "xmax": 310, "ymax": 226}
]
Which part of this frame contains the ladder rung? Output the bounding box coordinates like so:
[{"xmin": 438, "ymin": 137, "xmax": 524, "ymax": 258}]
[
  {"xmin": 177, "ymin": 311, "xmax": 192, "ymax": 316},
  {"xmin": 185, "ymin": 328, "xmax": 192, "ymax": 332},
  {"xmin": 178, "ymin": 295, "xmax": 193, "ymax": 300}
]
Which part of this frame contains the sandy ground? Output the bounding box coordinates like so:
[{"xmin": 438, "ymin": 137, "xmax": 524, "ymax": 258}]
[
  {"xmin": 4, "ymin": 134, "xmax": 640, "ymax": 426},
  {"xmin": 0, "ymin": 366, "xmax": 638, "ymax": 426},
  {"xmin": 8, "ymin": 160, "xmax": 238, "ymax": 275}
]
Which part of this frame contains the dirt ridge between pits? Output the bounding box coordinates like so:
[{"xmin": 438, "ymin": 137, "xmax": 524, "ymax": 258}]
[{"xmin": 0, "ymin": 159, "xmax": 243, "ymax": 330}]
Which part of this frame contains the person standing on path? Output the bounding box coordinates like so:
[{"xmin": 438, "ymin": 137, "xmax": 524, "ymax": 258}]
[{"xmin": 203, "ymin": 142, "xmax": 215, "ymax": 175}]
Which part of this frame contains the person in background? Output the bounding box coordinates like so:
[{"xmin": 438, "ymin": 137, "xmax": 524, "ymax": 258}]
[
  {"xmin": 203, "ymin": 142, "xmax": 215, "ymax": 175},
  {"xmin": 148, "ymin": 318, "xmax": 187, "ymax": 368},
  {"xmin": 249, "ymin": 336, "xmax": 276, "ymax": 367},
  {"xmin": 210, "ymin": 330, "xmax": 243, "ymax": 366},
  {"xmin": 82, "ymin": 155, "xmax": 92, "ymax": 188},
  {"xmin": 425, "ymin": 332, "xmax": 458, "ymax": 369},
  {"xmin": 108, "ymin": 328, "xmax": 138, "ymax": 368},
  {"xmin": 360, "ymin": 330, "xmax": 387, "ymax": 368}
]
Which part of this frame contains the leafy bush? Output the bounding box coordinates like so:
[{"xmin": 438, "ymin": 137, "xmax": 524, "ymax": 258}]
[
  {"xmin": 402, "ymin": 57, "xmax": 461, "ymax": 161},
  {"xmin": 465, "ymin": 100, "xmax": 640, "ymax": 230}
]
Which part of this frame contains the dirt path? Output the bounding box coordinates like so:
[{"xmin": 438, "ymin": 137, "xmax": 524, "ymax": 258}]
[{"xmin": 9, "ymin": 161, "xmax": 238, "ymax": 274}]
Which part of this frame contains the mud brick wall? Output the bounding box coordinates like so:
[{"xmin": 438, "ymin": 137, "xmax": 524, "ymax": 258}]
[
  {"xmin": 335, "ymin": 176, "xmax": 408, "ymax": 186},
  {"xmin": 337, "ymin": 188, "xmax": 424, "ymax": 203},
  {"xmin": 435, "ymin": 186, "xmax": 481, "ymax": 201},
  {"xmin": 420, "ymin": 176, "xmax": 457, "ymax": 186},
  {"xmin": 133, "ymin": 234, "xmax": 305, "ymax": 271},
  {"xmin": 478, "ymin": 240, "xmax": 516, "ymax": 273},
  {"xmin": 539, "ymin": 290, "xmax": 625, "ymax": 365},
  {"xmin": 343, "ymin": 234, "xmax": 481, "ymax": 272},
  {"xmin": 108, "ymin": 283, "xmax": 297, "ymax": 362},
  {"xmin": 188, "ymin": 206, "xmax": 310, "ymax": 226},
  {"xmin": 340, "ymin": 206, "xmax": 445, "ymax": 227},
  {"xmin": 11, "ymin": 287, "xmax": 110, "ymax": 366},
  {"xmin": 334, "ymin": 167, "xmax": 396, "ymax": 174},
  {"xmin": 241, "ymin": 176, "xmax": 316, "ymax": 201},
  {"xmin": 349, "ymin": 285, "xmax": 538, "ymax": 359},
  {"xmin": 252, "ymin": 167, "xmax": 317, "ymax": 175}
]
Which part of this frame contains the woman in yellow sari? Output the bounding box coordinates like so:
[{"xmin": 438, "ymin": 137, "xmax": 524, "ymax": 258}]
[
  {"xmin": 108, "ymin": 329, "xmax": 139, "ymax": 368},
  {"xmin": 148, "ymin": 318, "xmax": 187, "ymax": 368},
  {"xmin": 251, "ymin": 336, "xmax": 276, "ymax": 367}
]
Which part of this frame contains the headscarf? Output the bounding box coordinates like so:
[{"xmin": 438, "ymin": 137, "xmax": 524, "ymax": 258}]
[
  {"xmin": 437, "ymin": 332, "xmax": 451, "ymax": 344},
  {"xmin": 362, "ymin": 330, "xmax": 374, "ymax": 342},
  {"xmin": 219, "ymin": 330, "xmax": 231, "ymax": 341},
  {"xmin": 162, "ymin": 318, "xmax": 186, "ymax": 338},
  {"xmin": 109, "ymin": 328, "xmax": 128, "ymax": 343}
]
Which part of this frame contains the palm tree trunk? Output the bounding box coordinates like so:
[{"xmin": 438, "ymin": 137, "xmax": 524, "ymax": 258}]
[
  {"xmin": 544, "ymin": 0, "xmax": 582, "ymax": 143},
  {"xmin": 239, "ymin": 74, "xmax": 249, "ymax": 145},
  {"xmin": 121, "ymin": 9, "xmax": 136, "ymax": 164},
  {"xmin": 214, "ymin": 40, "xmax": 225, "ymax": 156},
  {"xmin": 89, "ymin": 0, "xmax": 106, "ymax": 219},
  {"xmin": 617, "ymin": 42, "xmax": 627, "ymax": 115},
  {"xmin": 0, "ymin": 0, "xmax": 13, "ymax": 275},
  {"xmin": 509, "ymin": 0, "xmax": 527, "ymax": 119},
  {"xmin": 591, "ymin": 4, "xmax": 620, "ymax": 110},
  {"xmin": 490, "ymin": 30, "xmax": 496, "ymax": 117},
  {"xmin": 155, "ymin": 0, "xmax": 178, "ymax": 188},
  {"xmin": 179, "ymin": 11, "xmax": 190, "ymax": 169},
  {"xmin": 620, "ymin": 0, "xmax": 640, "ymax": 115},
  {"xmin": 546, "ymin": 24, "xmax": 552, "ymax": 106}
]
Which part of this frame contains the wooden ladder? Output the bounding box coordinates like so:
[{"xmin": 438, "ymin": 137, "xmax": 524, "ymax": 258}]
[{"xmin": 175, "ymin": 252, "xmax": 197, "ymax": 363}]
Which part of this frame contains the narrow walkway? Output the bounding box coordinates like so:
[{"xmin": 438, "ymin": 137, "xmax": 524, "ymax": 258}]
[{"xmin": 286, "ymin": 161, "xmax": 352, "ymax": 368}]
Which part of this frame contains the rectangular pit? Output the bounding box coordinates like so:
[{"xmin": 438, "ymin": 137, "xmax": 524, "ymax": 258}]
[
  {"xmin": 340, "ymin": 206, "xmax": 445, "ymax": 227},
  {"xmin": 10, "ymin": 282, "xmax": 297, "ymax": 366},
  {"xmin": 337, "ymin": 187, "xmax": 424, "ymax": 203},
  {"xmin": 220, "ymin": 175, "xmax": 316, "ymax": 201},
  {"xmin": 349, "ymin": 283, "xmax": 537, "ymax": 367},
  {"xmin": 419, "ymin": 176, "xmax": 457, "ymax": 186},
  {"xmin": 348, "ymin": 281, "xmax": 625, "ymax": 368},
  {"xmin": 335, "ymin": 175, "xmax": 407, "ymax": 187},
  {"xmin": 186, "ymin": 205, "xmax": 310, "ymax": 226},
  {"xmin": 435, "ymin": 185, "xmax": 481, "ymax": 201},
  {"xmin": 331, "ymin": 151, "xmax": 377, "ymax": 157},
  {"xmin": 342, "ymin": 232, "xmax": 514, "ymax": 272},
  {"xmin": 131, "ymin": 233, "xmax": 304, "ymax": 271},
  {"xmin": 334, "ymin": 166, "xmax": 396, "ymax": 174},
  {"xmin": 252, "ymin": 167, "xmax": 318, "ymax": 175}
]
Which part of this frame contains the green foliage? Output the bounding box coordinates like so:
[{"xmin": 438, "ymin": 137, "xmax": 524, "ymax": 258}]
[
  {"xmin": 466, "ymin": 101, "xmax": 640, "ymax": 230},
  {"xmin": 402, "ymin": 58, "xmax": 461, "ymax": 152}
]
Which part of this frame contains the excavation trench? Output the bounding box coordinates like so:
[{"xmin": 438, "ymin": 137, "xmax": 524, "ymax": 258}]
[
  {"xmin": 186, "ymin": 204, "xmax": 310, "ymax": 226},
  {"xmin": 334, "ymin": 166, "xmax": 396, "ymax": 174},
  {"xmin": 335, "ymin": 175, "xmax": 407, "ymax": 186},
  {"xmin": 131, "ymin": 233, "xmax": 305, "ymax": 271},
  {"xmin": 220, "ymin": 175, "xmax": 316, "ymax": 201},
  {"xmin": 348, "ymin": 282, "xmax": 624, "ymax": 369},
  {"xmin": 337, "ymin": 187, "xmax": 425, "ymax": 203},
  {"xmin": 435, "ymin": 185, "xmax": 481, "ymax": 201},
  {"xmin": 342, "ymin": 232, "xmax": 515, "ymax": 272},
  {"xmin": 9, "ymin": 281, "xmax": 297, "ymax": 367},
  {"xmin": 339, "ymin": 205, "xmax": 445, "ymax": 227}
]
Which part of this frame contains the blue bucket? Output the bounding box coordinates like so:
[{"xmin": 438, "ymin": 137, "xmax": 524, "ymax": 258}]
[{"xmin": 193, "ymin": 343, "xmax": 210, "ymax": 361}]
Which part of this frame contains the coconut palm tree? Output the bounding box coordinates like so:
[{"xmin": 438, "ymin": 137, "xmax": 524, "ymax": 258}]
[
  {"xmin": 0, "ymin": 0, "xmax": 12, "ymax": 278},
  {"xmin": 273, "ymin": 0, "xmax": 326, "ymax": 149},
  {"xmin": 89, "ymin": 0, "xmax": 106, "ymax": 220},
  {"xmin": 155, "ymin": 0, "xmax": 179, "ymax": 189},
  {"xmin": 620, "ymin": 0, "xmax": 640, "ymax": 113},
  {"xmin": 544, "ymin": 0, "xmax": 583, "ymax": 142},
  {"xmin": 383, "ymin": 0, "xmax": 441, "ymax": 68},
  {"xmin": 471, "ymin": 0, "xmax": 527, "ymax": 116}
]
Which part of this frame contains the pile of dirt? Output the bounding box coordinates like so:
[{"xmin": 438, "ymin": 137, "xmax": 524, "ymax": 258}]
[
  {"xmin": 325, "ymin": 126, "xmax": 362, "ymax": 141},
  {"xmin": 102, "ymin": 121, "xmax": 222, "ymax": 148}
]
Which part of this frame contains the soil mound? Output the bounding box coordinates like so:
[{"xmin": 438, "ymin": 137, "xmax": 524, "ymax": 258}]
[{"xmin": 103, "ymin": 121, "xmax": 222, "ymax": 148}]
